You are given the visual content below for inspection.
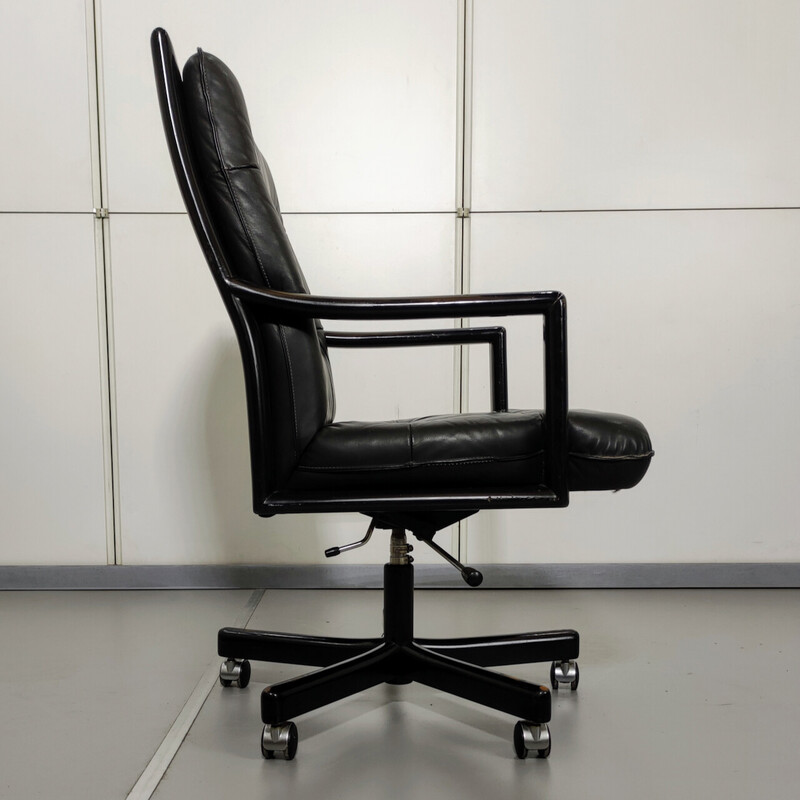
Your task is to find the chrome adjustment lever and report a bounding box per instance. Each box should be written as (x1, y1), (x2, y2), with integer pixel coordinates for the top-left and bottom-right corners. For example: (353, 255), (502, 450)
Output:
(325, 520), (377, 558)
(418, 535), (483, 587)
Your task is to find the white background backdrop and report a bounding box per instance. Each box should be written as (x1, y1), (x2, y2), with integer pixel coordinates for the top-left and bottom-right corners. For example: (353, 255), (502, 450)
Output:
(2, 0), (799, 567)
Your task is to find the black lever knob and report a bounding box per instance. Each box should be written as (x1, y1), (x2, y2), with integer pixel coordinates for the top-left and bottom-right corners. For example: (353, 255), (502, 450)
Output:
(462, 567), (483, 587)
(324, 521), (376, 559)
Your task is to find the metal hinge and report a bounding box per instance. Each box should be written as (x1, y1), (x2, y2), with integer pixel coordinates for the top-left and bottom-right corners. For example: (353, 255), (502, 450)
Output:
(93, 207), (109, 219)
(456, 207), (470, 218)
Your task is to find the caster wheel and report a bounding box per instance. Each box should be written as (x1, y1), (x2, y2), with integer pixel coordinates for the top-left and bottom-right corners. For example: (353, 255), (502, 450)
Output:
(514, 721), (551, 759)
(261, 722), (298, 760)
(550, 659), (579, 691)
(219, 658), (251, 688)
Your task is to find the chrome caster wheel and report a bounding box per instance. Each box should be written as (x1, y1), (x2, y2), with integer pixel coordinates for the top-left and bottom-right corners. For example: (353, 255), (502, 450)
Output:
(550, 659), (579, 691)
(219, 658), (251, 688)
(261, 722), (298, 760)
(514, 721), (551, 759)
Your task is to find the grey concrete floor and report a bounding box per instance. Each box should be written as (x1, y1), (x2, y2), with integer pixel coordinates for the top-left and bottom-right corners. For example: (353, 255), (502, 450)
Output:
(1, 588), (798, 799)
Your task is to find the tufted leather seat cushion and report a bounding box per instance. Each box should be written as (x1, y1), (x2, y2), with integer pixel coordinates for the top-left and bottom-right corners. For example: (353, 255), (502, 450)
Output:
(288, 409), (653, 493)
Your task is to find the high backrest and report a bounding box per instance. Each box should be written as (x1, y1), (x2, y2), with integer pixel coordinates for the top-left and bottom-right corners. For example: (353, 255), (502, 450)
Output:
(151, 29), (335, 505)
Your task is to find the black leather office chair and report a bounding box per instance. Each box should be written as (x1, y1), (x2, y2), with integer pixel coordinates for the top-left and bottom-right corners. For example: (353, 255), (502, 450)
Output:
(151, 28), (653, 761)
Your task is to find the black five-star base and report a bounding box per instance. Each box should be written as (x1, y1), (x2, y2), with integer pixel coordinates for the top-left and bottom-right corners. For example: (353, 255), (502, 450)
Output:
(218, 537), (579, 758)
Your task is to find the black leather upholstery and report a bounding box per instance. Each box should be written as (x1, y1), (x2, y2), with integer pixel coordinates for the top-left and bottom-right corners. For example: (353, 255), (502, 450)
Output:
(175, 43), (652, 514)
(290, 409), (652, 492)
(182, 50), (335, 488)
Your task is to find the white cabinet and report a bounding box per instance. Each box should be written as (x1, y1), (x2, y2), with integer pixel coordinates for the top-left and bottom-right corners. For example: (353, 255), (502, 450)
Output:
(466, 210), (800, 563)
(110, 212), (457, 564)
(100, 0), (458, 213)
(0, 215), (107, 564)
(0, 0), (94, 212)
(471, 0), (800, 211)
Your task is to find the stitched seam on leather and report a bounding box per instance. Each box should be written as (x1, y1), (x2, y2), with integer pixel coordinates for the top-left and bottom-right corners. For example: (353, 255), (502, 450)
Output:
(296, 453), (541, 472)
(569, 451), (654, 461)
(198, 50), (300, 458)
(296, 451), (652, 471)
(219, 163), (259, 172)
(277, 327), (300, 458)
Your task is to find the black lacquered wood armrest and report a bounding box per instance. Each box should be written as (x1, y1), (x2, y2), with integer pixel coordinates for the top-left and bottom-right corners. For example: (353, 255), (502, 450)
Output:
(325, 327), (509, 412)
(223, 277), (561, 320)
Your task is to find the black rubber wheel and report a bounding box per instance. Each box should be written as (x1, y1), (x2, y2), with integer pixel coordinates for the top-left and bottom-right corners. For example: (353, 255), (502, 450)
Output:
(513, 721), (551, 760)
(284, 722), (298, 760)
(220, 676), (233, 687)
(570, 662), (579, 691)
(236, 659), (251, 689)
(513, 721), (528, 759)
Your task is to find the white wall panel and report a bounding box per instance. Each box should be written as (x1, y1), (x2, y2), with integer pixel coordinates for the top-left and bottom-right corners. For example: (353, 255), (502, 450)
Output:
(7, 0), (795, 570)
(111, 213), (456, 564)
(100, 0), (458, 213)
(471, 0), (800, 211)
(0, 215), (107, 564)
(466, 210), (800, 563)
(0, 0), (93, 212)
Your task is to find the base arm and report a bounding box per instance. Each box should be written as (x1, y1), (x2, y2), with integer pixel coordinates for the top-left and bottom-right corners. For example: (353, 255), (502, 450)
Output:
(219, 626), (381, 667)
(418, 629), (579, 667)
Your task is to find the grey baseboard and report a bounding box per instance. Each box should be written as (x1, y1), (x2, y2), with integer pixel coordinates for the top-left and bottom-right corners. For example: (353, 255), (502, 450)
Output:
(1, 562), (799, 590)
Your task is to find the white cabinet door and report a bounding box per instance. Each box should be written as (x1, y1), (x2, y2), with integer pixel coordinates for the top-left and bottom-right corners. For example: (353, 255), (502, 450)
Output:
(0, 0), (94, 211)
(466, 210), (800, 564)
(100, 0), (458, 213)
(471, 0), (800, 211)
(110, 212), (457, 564)
(0, 215), (107, 563)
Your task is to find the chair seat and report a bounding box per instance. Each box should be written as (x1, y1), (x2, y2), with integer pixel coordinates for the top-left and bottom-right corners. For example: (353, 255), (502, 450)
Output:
(288, 409), (653, 493)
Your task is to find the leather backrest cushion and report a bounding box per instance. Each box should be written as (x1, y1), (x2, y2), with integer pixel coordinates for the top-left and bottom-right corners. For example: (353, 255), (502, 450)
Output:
(182, 50), (299, 290)
(181, 49), (335, 484)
